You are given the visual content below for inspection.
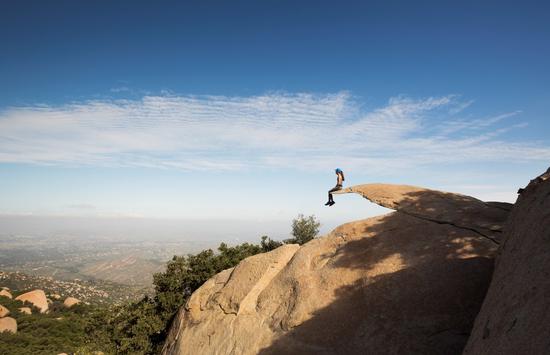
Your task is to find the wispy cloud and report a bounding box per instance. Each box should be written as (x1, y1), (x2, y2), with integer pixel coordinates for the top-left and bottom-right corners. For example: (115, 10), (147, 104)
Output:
(435, 111), (522, 136)
(0, 92), (548, 172)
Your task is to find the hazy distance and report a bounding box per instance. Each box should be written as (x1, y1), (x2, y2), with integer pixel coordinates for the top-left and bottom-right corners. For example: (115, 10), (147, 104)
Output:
(0, 214), (340, 244)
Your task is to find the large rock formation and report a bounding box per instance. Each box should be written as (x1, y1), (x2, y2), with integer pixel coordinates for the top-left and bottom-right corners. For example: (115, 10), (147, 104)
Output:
(163, 184), (509, 355)
(464, 168), (550, 354)
(0, 317), (17, 333)
(15, 289), (49, 313)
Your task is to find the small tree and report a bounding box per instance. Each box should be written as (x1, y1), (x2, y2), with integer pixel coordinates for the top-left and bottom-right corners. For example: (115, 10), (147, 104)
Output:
(286, 214), (320, 245)
(260, 235), (283, 252)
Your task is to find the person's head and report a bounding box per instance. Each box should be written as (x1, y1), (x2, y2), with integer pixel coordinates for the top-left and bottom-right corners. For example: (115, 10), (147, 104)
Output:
(335, 168), (342, 174)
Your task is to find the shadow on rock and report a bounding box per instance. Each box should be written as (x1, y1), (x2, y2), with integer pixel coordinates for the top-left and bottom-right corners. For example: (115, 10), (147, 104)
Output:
(259, 257), (493, 355)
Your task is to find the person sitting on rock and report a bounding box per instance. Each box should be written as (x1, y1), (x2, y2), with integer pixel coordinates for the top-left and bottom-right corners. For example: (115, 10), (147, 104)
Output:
(325, 168), (345, 206)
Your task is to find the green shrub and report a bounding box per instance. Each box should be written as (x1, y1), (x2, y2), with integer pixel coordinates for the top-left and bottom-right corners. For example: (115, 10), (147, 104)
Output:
(285, 214), (321, 245)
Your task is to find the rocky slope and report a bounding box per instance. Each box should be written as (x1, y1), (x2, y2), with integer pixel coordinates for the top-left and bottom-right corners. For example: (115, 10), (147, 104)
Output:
(163, 184), (509, 355)
(463, 168), (550, 354)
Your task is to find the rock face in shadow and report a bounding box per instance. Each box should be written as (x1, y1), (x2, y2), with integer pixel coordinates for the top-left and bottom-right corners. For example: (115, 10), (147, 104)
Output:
(463, 168), (550, 354)
(163, 185), (509, 355)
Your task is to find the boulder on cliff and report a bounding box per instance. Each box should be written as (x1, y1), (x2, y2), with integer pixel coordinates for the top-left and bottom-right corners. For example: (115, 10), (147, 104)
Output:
(18, 307), (32, 315)
(464, 168), (550, 354)
(163, 184), (508, 355)
(63, 297), (81, 308)
(0, 316), (17, 333)
(15, 289), (49, 313)
(0, 304), (9, 318)
(0, 289), (12, 299)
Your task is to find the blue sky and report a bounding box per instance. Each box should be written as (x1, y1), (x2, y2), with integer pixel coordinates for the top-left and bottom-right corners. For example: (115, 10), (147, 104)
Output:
(1, 1), (549, 238)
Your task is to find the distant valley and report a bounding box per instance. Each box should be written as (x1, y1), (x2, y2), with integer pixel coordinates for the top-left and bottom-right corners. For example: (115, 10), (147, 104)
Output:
(0, 233), (220, 302)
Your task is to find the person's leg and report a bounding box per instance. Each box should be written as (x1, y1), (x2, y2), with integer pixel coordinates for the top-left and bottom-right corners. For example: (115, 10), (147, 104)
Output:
(327, 186), (340, 205)
(325, 191), (332, 205)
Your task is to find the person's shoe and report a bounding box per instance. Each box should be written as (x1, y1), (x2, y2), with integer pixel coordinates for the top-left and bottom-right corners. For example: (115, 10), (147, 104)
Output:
(328, 201), (335, 206)
(324, 201), (331, 206)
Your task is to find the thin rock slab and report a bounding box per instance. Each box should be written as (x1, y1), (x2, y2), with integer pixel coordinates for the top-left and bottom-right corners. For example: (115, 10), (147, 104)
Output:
(334, 184), (508, 242)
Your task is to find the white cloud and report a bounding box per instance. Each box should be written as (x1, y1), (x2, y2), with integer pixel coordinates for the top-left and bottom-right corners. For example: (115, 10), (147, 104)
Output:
(0, 92), (548, 172)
